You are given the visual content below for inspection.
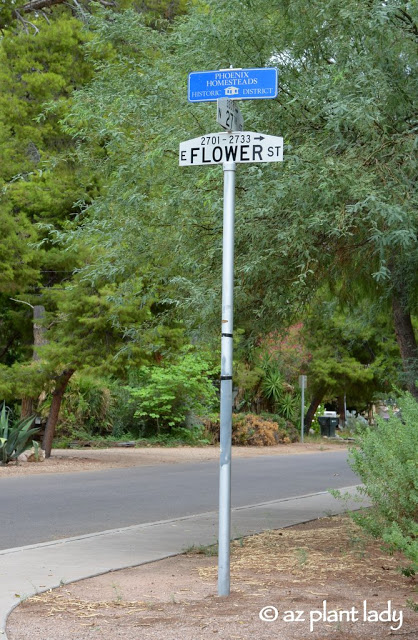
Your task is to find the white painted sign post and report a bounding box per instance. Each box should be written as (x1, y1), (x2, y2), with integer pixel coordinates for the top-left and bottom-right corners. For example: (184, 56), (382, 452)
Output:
(180, 67), (281, 598)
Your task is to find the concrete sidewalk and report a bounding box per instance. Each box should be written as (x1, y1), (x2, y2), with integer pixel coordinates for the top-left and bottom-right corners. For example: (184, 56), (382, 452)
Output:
(0, 485), (367, 638)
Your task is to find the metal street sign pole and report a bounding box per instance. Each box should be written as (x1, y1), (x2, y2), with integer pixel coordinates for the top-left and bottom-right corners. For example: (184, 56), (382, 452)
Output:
(218, 161), (236, 597)
(180, 66), (282, 598)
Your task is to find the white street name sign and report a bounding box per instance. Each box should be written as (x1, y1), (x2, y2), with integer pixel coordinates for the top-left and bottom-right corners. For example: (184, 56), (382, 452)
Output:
(179, 131), (283, 166)
(217, 99), (244, 132)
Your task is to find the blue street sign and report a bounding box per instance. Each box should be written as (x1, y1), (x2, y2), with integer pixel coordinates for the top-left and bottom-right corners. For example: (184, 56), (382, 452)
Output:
(188, 68), (278, 103)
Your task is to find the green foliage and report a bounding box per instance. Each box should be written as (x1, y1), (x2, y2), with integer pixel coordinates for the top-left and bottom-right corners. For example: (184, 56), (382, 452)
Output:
(345, 394), (418, 571)
(345, 412), (369, 434)
(0, 14), (95, 291)
(59, 0), (418, 399)
(52, 374), (112, 438)
(0, 1), (200, 437)
(0, 11), (104, 389)
(261, 364), (285, 408)
(1, 0), (416, 432)
(233, 361), (264, 412)
(32, 440), (41, 462)
(0, 404), (39, 464)
(127, 353), (217, 432)
(257, 357), (300, 422)
(234, 332), (304, 419)
(304, 299), (401, 407)
(137, 425), (211, 447)
(257, 325), (309, 383)
(108, 385), (145, 439)
(278, 392), (299, 422)
(233, 356), (302, 421)
(0, 361), (48, 401)
(307, 403), (326, 434)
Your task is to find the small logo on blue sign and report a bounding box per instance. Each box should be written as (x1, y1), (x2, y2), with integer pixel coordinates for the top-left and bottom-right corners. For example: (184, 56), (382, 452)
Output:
(188, 68), (278, 103)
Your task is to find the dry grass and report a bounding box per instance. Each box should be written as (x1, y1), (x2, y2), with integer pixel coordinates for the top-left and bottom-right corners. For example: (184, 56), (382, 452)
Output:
(10, 516), (417, 640)
(195, 516), (411, 589)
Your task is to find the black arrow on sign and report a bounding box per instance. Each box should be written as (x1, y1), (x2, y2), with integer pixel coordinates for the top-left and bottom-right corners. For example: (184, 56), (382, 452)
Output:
(253, 135), (265, 140)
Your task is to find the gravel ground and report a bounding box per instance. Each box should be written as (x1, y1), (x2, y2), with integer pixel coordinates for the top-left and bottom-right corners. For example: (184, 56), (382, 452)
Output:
(0, 441), (349, 477)
(8, 515), (417, 640)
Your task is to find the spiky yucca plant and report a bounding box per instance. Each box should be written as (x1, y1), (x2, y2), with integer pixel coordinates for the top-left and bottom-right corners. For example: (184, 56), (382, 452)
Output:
(0, 404), (39, 465)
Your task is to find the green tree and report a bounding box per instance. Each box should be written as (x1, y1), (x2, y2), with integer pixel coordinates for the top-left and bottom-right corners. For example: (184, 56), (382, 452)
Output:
(302, 301), (401, 428)
(0, 274), (175, 455)
(0, 13), (95, 363)
(56, 1), (418, 400)
(0, 1), (194, 442)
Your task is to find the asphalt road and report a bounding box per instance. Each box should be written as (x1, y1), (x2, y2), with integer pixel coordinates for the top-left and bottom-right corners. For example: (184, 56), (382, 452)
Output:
(0, 451), (358, 550)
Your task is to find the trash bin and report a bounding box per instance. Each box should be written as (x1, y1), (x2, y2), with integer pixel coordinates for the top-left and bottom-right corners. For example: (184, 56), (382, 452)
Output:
(318, 416), (339, 437)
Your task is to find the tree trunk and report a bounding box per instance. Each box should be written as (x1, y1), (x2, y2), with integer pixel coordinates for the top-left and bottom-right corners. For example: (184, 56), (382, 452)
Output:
(20, 397), (34, 419)
(33, 305), (47, 359)
(304, 392), (324, 431)
(42, 369), (75, 458)
(21, 305), (47, 419)
(391, 294), (418, 400)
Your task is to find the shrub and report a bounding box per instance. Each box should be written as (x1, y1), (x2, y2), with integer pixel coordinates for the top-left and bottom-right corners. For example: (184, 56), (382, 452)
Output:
(0, 404), (39, 465)
(261, 413), (300, 443)
(233, 414), (279, 446)
(233, 362), (264, 412)
(108, 385), (145, 439)
(127, 354), (217, 434)
(203, 413), (299, 446)
(340, 394), (418, 572)
(140, 425), (211, 447)
(49, 375), (113, 440)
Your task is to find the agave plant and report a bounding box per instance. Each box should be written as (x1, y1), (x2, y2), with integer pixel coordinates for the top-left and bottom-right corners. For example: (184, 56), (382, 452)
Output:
(260, 365), (284, 409)
(0, 404), (39, 465)
(277, 392), (299, 422)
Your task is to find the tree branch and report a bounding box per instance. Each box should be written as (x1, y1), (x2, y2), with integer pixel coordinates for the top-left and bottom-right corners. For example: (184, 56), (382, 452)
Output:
(14, 9), (40, 34)
(393, 8), (418, 40)
(10, 298), (34, 309)
(13, 0), (115, 19)
(15, 0), (66, 15)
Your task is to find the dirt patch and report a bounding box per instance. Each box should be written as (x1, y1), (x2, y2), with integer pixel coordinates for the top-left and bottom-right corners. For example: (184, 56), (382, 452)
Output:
(0, 441), (349, 477)
(7, 516), (417, 640)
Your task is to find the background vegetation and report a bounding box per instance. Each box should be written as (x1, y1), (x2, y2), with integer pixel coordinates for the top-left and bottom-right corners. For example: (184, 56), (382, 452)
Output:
(0, 0), (416, 453)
